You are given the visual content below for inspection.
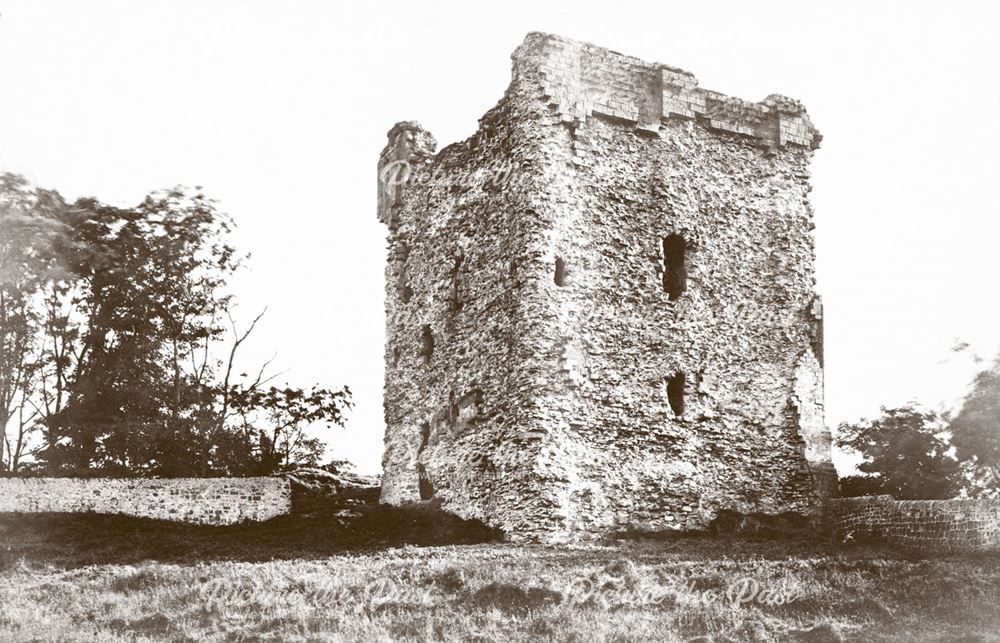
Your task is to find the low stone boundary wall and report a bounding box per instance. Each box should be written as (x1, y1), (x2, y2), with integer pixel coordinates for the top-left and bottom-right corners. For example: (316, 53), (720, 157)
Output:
(0, 477), (291, 525)
(829, 495), (1000, 553)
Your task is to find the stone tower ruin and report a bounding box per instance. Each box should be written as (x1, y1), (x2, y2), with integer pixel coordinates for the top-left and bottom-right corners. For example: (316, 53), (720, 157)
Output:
(377, 33), (834, 542)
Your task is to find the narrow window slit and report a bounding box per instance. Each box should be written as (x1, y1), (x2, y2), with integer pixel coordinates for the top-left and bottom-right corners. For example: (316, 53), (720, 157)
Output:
(554, 256), (567, 287)
(662, 235), (687, 301)
(397, 242), (412, 303)
(416, 422), (433, 499)
(419, 325), (434, 363)
(449, 253), (464, 313)
(667, 373), (685, 416)
(417, 463), (435, 500)
(418, 422), (430, 451)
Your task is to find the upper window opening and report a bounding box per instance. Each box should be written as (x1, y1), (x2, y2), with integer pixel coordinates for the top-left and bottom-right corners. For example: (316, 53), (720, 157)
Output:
(419, 325), (434, 364)
(662, 235), (687, 301)
(555, 257), (567, 287)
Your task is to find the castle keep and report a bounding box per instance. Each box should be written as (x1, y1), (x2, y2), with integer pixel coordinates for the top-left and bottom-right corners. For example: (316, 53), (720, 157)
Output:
(377, 33), (834, 541)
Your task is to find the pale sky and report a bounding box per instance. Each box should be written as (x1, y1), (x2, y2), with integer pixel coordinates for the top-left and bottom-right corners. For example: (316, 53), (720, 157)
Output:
(1, 1), (997, 474)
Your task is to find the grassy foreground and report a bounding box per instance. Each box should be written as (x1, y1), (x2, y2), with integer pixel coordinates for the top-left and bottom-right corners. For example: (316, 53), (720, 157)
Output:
(2, 491), (999, 642)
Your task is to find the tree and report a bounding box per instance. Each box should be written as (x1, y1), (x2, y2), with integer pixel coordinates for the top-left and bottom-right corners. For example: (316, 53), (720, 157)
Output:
(226, 384), (353, 475)
(950, 355), (1000, 496)
(0, 174), (72, 473)
(2, 173), (353, 477)
(836, 406), (962, 499)
(40, 191), (242, 475)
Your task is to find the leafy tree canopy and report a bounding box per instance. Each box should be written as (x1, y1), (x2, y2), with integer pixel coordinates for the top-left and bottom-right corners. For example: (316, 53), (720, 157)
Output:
(0, 173), (351, 477)
(950, 355), (1000, 496)
(836, 406), (962, 500)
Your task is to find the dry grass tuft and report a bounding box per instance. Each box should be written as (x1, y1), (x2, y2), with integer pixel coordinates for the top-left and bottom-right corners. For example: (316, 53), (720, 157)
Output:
(2, 489), (999, 641)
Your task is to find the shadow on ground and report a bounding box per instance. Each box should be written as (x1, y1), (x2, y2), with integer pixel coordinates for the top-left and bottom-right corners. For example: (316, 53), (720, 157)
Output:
(4, 483), (990, 571)
(0, 484), (502, 569)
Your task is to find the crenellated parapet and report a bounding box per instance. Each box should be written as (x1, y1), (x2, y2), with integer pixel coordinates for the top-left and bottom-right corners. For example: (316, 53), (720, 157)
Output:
(529, 32), (820, 151)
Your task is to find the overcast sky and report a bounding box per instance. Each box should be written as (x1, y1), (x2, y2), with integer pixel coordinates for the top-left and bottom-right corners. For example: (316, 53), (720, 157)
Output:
(1, 1), (997, 473)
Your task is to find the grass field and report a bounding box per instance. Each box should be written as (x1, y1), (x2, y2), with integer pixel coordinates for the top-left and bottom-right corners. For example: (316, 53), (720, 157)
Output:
(2, 488), (999, 642)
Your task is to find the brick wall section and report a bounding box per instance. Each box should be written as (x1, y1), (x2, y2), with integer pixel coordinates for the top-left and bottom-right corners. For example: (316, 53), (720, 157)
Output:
(830, 495), (1000, 553)
(0, 477), (291, 525)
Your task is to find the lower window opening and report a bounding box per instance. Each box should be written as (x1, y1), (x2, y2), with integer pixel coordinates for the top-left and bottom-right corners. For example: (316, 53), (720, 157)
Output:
(667, 373), (685, 416)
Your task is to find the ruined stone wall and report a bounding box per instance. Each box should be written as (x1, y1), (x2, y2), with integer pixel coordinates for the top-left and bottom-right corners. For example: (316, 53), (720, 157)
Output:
(830, 496), (1000, 553)
(0, 477), (290, 525)
(527, 34), (830, 537)
(378, 32), (833, 542)
(377, 49), (562, 534)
